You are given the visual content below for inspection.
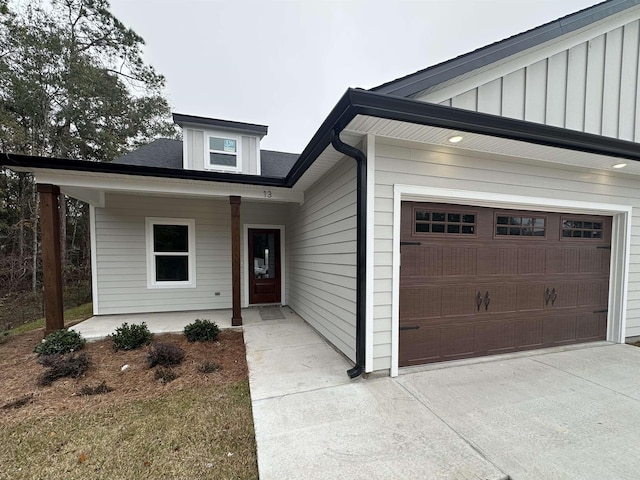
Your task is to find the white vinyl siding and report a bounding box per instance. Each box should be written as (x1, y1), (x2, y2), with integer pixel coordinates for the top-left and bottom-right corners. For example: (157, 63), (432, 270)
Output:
(373, 138), (640, 372)
(287, 158), (357, 362)
(94, 194), (231, 314)
(93, 193), (291, 315)
(417, 20), (640, 143)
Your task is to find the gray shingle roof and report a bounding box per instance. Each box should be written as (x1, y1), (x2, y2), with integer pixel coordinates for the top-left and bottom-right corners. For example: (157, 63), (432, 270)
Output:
(115, 138), (183, 169)
(113, 138), (299, 179)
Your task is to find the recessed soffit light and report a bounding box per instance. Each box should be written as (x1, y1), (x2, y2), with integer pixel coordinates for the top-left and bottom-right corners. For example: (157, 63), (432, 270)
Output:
(612, 163), (628, 169)
(448, 135), (463, 144)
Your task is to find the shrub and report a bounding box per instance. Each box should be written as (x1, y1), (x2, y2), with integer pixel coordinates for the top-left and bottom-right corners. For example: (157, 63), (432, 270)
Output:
(198, 361), (221, 374)
(109, 322), (153, 351)
(79, 381), (114, 396)
(34, 329), (86, 356)
(154, 367), (178, 384)
(147, 342), (185, 368)
(37, 352), (91, 386)
(183, 319), (219, 342)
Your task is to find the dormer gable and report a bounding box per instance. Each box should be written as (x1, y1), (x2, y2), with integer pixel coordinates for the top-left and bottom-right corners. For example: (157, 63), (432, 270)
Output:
(173, 113), (268, 175)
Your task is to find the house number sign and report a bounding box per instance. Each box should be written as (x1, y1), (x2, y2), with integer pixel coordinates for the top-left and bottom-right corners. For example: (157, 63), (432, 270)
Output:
(263, 190), (272, 198)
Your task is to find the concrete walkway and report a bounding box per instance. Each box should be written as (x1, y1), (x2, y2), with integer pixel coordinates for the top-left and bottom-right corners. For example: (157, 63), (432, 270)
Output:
(244, 309), (640, 480)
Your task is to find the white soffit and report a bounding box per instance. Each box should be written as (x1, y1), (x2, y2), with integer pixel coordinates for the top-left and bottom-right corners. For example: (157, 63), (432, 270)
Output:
(345, 115), (640, 176)
(293, 131), (363, 192)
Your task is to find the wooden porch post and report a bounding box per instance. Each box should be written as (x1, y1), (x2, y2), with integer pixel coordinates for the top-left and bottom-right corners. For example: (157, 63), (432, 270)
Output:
(230, 196), (242, 326)
(37, 184), (64, 336)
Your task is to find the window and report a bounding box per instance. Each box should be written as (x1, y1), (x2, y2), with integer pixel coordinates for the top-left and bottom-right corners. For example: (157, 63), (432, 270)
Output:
(561, 218), (604, 239)
(146, 218), (196, 288)
(414, 208), (476, 235)
(206, 134), (241, 172)
(495, 215), (546, 237)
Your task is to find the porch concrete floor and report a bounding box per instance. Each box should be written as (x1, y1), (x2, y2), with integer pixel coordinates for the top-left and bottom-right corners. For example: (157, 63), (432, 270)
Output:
(71, 308), (245, 340)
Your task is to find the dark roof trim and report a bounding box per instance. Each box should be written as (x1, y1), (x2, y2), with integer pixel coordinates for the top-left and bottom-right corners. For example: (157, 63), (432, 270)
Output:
(5, 88), (640, 189)
(372, 0), (639, 97)
(0, 154), (286, 187)
(172, 113), (268, 136)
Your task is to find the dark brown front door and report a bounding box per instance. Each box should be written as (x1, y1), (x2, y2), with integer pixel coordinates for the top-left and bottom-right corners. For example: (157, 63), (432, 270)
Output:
(249, 229), (281, 304)
(399, 202), (611, 367)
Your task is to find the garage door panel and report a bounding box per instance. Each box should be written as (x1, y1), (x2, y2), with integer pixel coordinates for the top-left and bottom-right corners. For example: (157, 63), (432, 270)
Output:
(546, 248), (581, 274)
(399, 286), (441, 320)
(515, 317), (544, 348)
(546, 282), (579, 309)
(543, 315), (577, 345)
(477, 284), (518, 313)
(576, 313), (607, 341)
(443, 246), (477, 276)
(399, 202), (611, 367)
(401, 246), (442, 277)
(577, 280), (610, 306)
(477, 246), (518, 275)
(518, 247), (546, 274)
(580, 249), (611, 274)
(441, 286), (476, 316)
(516, 283), (546, 311)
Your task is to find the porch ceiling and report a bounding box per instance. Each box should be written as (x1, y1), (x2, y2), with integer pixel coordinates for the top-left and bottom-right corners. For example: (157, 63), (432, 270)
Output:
(345, 114), (640, 176)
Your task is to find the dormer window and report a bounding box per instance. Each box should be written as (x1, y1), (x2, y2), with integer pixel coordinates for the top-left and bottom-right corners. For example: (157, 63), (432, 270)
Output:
(206, 134), (241, 172)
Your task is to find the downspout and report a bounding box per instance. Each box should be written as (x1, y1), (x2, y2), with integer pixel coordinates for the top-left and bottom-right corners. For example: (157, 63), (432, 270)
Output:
(330, 128), (366, 379)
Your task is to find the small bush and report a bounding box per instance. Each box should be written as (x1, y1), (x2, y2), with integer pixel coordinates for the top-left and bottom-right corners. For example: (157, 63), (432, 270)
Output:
(38, 352), (91, 386)
(147, 342), (185, 368)
(109, 322), (153, 351)
(79, 381), (114, 396)
(184, 319), (219, 342)
(198, 361), (221, 374)
(154, 367), (178, 384)
(34, 329), (86, 356)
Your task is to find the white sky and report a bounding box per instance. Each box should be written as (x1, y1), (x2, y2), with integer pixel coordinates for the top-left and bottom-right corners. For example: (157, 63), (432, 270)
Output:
(109, 0), (599, 153)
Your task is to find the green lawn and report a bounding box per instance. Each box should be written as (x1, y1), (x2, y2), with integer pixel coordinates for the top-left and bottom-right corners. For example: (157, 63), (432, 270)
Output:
(7, 302), (93, 335)
(1, 382), (258, 480)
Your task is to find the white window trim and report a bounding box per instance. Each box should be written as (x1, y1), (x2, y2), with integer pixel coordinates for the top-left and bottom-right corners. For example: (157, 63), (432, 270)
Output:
(204, 132), (242, 173)
(145, 217), (196, 289)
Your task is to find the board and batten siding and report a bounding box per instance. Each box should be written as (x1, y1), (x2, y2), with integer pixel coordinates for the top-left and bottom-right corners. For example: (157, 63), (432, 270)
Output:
(183, 127), (260, 174)
(421, 20), (640, 142)
(94, 193), (291, 315)
(373, 138), (640, 371)
(287, 157), (358, 362)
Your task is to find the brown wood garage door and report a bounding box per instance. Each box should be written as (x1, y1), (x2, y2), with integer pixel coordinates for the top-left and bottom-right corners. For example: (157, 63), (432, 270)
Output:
(399, 202), (611, 367)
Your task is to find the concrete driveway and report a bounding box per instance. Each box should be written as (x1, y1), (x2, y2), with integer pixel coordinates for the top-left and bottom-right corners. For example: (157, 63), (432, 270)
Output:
(244, 310), (640, 480)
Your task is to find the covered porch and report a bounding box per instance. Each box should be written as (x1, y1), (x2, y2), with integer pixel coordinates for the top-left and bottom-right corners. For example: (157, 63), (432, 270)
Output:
(71, 305), (296, 340)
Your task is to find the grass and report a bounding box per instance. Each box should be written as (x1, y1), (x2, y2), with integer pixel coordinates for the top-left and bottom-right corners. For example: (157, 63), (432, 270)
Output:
(6, 302), (93, 335)
(0, 381), (258, 480)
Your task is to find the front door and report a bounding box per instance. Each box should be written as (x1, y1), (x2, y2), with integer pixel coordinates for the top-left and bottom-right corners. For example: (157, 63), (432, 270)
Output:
(249, 229), (281, 304)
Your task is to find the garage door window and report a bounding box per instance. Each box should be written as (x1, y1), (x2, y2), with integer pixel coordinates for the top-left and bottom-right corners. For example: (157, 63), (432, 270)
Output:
(561, 218), (604, 239)
(414, 208), (476, 235)
(495, 215), (546, 237)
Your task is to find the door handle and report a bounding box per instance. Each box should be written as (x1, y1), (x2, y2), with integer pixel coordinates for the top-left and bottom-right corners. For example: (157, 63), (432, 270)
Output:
(484, 291), (491, 311)
(476, 291), (483, 312)
(551, 288), (557, 306)
(545, 288), (551, 306)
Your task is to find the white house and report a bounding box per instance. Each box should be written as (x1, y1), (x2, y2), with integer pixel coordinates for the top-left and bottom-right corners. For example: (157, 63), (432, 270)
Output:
(4, 0), (640, 377)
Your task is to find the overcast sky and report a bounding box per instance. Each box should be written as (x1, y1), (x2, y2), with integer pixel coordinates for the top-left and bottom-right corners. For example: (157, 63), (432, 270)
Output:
(109, 0), (599, 153)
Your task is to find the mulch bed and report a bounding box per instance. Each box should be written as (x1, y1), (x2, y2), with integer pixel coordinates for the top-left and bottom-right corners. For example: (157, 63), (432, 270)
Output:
(0, 329), (247, 423)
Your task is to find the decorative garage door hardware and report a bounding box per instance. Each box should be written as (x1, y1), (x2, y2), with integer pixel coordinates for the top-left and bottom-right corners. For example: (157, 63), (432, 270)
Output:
(399, 202), (612, 367)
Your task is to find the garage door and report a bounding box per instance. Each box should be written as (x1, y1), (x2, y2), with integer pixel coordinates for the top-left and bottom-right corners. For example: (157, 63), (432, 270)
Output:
(399, 202), (611, 366)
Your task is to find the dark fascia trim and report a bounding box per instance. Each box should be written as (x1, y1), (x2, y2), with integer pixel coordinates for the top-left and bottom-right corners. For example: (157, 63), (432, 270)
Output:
(0, 153), (286, 187)
(172, 113), (268, 136)
(6, 88), (640, 190)
(372, 0), (639, 97)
